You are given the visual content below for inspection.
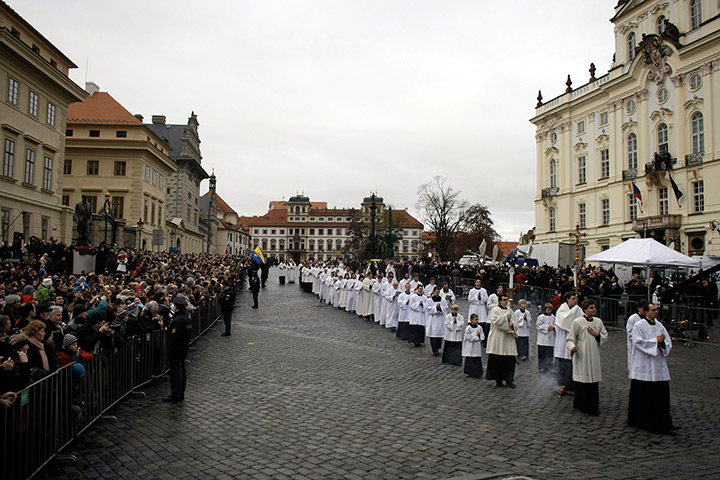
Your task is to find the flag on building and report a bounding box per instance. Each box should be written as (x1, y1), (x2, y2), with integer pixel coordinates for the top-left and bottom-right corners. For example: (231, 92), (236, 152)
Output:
(251, 246), (266, 264)
(631, 181), (643, 206)
(669, 174), (683, 205)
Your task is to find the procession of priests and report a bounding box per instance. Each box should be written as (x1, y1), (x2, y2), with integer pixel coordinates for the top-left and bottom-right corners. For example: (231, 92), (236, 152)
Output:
(290, 260), (675, 433)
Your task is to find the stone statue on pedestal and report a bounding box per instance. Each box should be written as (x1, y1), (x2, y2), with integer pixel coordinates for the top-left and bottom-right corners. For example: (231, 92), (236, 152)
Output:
(73, 194), (93, 246)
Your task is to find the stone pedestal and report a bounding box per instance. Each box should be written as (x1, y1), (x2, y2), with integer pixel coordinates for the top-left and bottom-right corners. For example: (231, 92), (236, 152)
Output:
(73, 251), (96, 275)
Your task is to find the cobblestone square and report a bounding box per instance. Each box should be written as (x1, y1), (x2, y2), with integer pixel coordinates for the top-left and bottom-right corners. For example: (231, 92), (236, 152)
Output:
(37, 271), (720, 479)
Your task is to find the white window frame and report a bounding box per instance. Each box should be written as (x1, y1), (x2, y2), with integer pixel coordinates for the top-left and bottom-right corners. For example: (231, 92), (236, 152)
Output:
(3, 138), (15, 177)
(7, 77), (18, 105)
(577, 156), (586, 184)
(658, 187), (668, 216)
(600, 149), (610, 179)
(691, 112), (704, 154)
(627, 133), (637, 170)
(691, 0), (702, 29)
(692, 181), (704, 213)
(28, 91), (38, 117)
(47, 102), (56, 126)
(24, 148), (35, 184)
(578, 203), (586, 228)
(43, 156), (52, 190)
(601, 198), (610, 226)
(657, 123), (669, 154)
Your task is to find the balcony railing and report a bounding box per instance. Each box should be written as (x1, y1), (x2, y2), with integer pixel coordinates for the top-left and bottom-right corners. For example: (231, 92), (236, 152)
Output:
(632, 214), (682, 232)
(622, 168), (638, 180)
(685, 152), (704, 166)
(645, 151), (676, 174)
(542, 187), (559, 198)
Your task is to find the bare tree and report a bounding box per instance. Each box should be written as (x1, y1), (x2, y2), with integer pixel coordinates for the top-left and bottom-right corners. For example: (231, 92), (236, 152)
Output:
(450, 203), (501, 260)
(416, 176), (469, 262)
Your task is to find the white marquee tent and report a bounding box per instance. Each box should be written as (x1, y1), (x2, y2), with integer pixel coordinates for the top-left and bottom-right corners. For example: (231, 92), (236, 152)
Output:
(586, 238), (701, 268)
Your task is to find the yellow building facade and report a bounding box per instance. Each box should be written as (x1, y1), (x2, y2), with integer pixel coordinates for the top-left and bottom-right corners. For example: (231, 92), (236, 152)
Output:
(0, 1), (86, 244)
(532, 0), (720, 257)
(64, 88), (176, 249)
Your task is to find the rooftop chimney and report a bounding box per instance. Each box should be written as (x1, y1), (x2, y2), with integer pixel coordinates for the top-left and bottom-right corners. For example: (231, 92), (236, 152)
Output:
(151, 115), (166, 125)
(134, 114), (144, 122)
(85, 81), (100, 95)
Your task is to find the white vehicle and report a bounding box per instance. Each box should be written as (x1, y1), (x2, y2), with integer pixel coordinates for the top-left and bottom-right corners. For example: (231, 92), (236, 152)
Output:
(458, 255), (481, 266)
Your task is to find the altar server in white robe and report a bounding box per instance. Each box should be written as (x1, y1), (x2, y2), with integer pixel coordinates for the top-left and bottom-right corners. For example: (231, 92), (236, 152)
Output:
(468, 280), (488, 344)
(338, 274), (348, 309)
(287, 260), (297, 283)
(425, 286), (448, 356)
(536, 303), (555, 372)
(378, 273), (394, 326)
(626, 300), (648, 372)
(514, 299), (532, 360)
(409, 274), (421, 292)
(332, 275), (342, 308)
(424, 278), (438, 297)
(628, 302), (674, 432)
(486, 295), (518, 388)
(396, 283), (413, 341)
(345, 276), (357, 313)
(555, 291), (582, 397)
(440, 283), (456, 307)
(398, 273), (410, 292)
(462, 314), (484, 377)
(384, 280), (400, 330)
(324, 272), (335, 305)
(407, 285), (427, 347)
(278, 261), (287, 284)
(354, 274), (365, 316)
(486, 284), (503, 318)
(372, 273), (386, 324)
(360, 274), (374, 318)
(442, 305), (464, 366)
(566, 299), (608, 416)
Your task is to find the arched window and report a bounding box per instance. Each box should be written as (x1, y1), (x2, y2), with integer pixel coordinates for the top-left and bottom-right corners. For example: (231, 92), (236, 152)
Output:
(656, 15), (666, 34)
(270, 239), (276, 251)
(294, 206), (300, 214)
(261, 239), (268, 250)
(318, 239), (324, 251)
(549, 159), (557, 189)
(627, 133), (638, 170)
(627, 32), (636, 61)
(691, 0), (702, 29)
(279, 239), (285, 250)
(308, 239), (315, 250)
(657, 123), (669, 153)
(691, 112), (704, 154)
(549, 208), (556, 232)
(253, 238), (259, 247)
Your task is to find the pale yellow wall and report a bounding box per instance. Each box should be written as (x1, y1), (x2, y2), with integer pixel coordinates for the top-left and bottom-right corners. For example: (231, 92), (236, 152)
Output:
(533, 0), (720, 257)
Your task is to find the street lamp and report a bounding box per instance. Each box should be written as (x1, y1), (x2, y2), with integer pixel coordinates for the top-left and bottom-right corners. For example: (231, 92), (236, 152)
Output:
(137, 218), (144, 250)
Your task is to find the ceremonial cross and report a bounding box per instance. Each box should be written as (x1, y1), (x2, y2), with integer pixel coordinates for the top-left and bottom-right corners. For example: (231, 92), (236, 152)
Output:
(569, 224), (586, 291)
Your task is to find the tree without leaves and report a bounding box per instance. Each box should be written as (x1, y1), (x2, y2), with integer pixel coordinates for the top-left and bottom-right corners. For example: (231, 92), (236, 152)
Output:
(450, 203), (501, 260)
(415, 176), (469, 262)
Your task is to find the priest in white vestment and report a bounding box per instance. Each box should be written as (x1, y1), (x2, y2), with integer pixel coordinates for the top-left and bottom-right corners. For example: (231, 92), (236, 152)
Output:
(566, 299), (608, 416)
(424, 286), (448, 356)
(554, 291), (582, 397)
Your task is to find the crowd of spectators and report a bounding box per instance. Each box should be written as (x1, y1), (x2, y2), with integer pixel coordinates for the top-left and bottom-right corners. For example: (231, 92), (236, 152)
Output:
(0, 237), (252, 411)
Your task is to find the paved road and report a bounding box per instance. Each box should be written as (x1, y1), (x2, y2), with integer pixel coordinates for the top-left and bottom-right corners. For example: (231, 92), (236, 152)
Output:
(38, 270), (720, 480)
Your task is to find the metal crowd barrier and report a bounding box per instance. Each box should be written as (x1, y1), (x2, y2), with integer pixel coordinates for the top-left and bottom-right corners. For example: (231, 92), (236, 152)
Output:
(0, 297), (220, 480)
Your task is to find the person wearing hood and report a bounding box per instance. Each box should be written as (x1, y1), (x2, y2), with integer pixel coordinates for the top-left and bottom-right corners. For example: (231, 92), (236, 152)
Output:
(34, 278), (53, 302)
(20, 284), (36, 304)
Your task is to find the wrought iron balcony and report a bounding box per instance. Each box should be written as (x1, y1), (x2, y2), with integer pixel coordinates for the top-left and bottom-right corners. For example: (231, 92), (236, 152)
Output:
(542, 187), (559, 198)
(685, 152), (704, 167)
(622, 168), (638, 180)
(645, 151), (676, 174)
(632, 214), (682, 232)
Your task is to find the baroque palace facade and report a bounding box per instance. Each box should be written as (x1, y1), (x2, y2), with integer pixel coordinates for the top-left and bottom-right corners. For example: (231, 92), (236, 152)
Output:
(532, 0), (720, 257)
(239, 193), (424, 262)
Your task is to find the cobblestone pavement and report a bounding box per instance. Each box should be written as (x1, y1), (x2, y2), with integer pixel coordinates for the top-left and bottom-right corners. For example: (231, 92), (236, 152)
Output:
(38, 271), (720, 480)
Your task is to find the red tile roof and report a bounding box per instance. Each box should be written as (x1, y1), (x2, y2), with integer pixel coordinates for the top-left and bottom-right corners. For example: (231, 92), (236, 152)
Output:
(67, 92), (143, 125)
(202, 191), (236, 214)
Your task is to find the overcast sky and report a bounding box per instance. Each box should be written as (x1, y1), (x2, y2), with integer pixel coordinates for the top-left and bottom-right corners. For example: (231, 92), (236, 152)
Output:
(18, 0), (616, 240)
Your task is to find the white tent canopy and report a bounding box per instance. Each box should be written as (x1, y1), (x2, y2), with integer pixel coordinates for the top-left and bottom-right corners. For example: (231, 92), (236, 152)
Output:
(586, 238), (701, 268)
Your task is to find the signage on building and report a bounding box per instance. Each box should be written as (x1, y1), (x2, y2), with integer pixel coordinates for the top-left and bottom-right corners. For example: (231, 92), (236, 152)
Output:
(152, 229), (164, 246)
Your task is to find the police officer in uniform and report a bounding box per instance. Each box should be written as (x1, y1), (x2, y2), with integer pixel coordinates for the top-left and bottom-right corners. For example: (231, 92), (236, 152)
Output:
(163, 295), (193, 403)
(219, 282), (236, 336)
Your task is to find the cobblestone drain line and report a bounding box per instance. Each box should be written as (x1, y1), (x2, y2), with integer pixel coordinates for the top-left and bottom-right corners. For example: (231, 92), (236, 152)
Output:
(35, 272), (720, 480)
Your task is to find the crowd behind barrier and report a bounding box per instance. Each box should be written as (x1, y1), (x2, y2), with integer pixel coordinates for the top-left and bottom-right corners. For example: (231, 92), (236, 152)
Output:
(0, 238), (245, 480)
